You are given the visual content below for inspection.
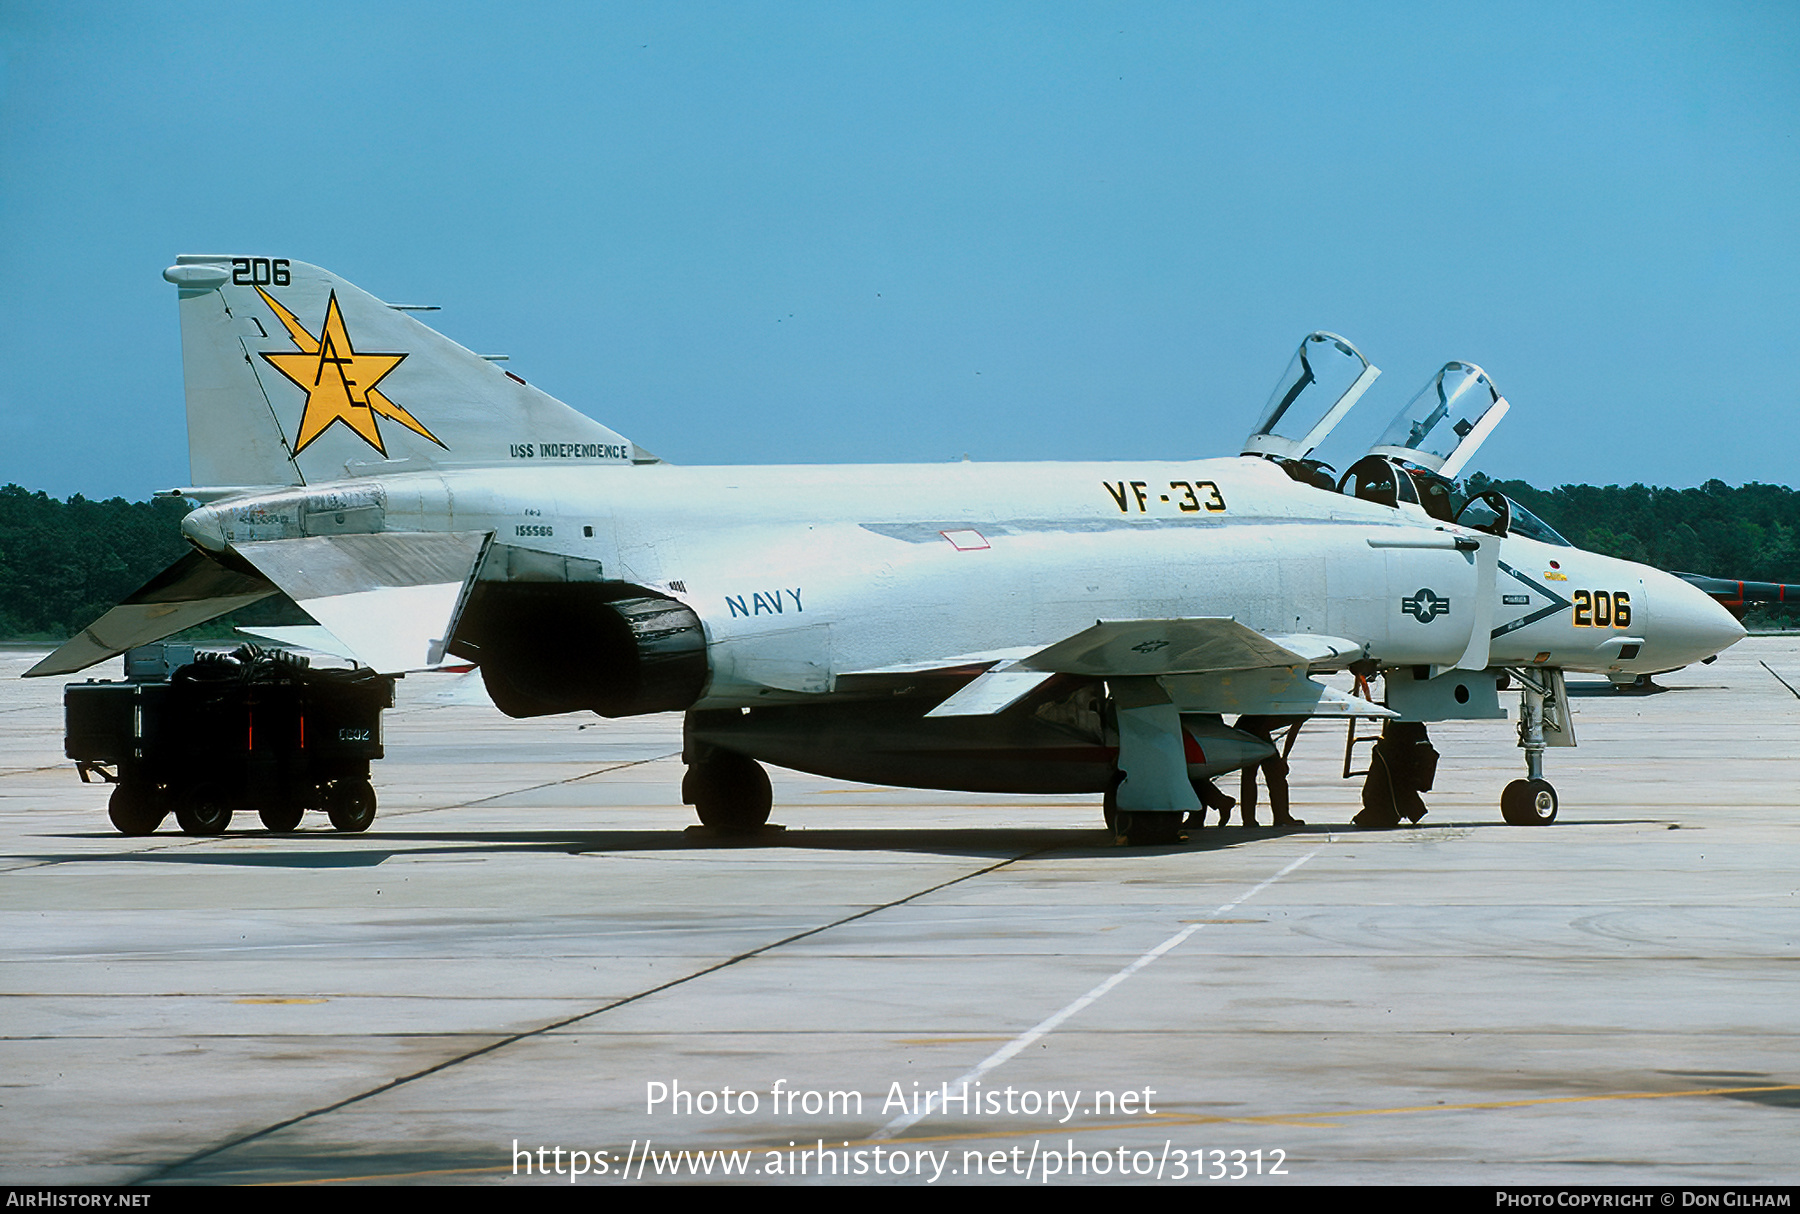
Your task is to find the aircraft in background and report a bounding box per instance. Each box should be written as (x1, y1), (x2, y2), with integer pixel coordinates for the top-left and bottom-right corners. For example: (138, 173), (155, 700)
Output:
(27, 259), (1745, 840)
(1674, 573), (1799, 620)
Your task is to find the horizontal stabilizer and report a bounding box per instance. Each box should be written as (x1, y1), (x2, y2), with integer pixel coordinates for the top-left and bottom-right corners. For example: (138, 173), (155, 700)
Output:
(25, 551), (277, 677)
(234, 531), (490, 673)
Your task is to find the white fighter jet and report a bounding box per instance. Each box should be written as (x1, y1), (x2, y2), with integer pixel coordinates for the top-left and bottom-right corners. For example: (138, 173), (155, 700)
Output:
(28, 258), (1745, 841)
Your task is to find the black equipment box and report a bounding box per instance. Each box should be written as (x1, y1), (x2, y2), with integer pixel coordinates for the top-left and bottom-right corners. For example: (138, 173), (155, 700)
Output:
(66, 643), (396, 837)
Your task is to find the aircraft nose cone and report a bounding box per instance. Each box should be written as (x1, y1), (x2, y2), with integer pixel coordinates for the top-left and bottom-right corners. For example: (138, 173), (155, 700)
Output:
(1647, 570), (1745, 666)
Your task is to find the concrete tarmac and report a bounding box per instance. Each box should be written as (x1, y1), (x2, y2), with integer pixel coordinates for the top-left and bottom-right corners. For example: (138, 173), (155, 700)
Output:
(2, 639), (1797, 1186)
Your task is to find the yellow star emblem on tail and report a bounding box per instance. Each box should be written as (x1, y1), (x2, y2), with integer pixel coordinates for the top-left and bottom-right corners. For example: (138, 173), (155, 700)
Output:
(255, 286), (445, 456)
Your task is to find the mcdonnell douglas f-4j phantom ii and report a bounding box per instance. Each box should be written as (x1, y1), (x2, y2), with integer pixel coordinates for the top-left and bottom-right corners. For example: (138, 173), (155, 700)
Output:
(29, 258), (1746, 842)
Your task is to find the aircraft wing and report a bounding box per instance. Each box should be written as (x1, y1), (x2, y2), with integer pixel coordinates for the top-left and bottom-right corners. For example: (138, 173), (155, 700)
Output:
(25, 550), (278, 677)
(1016, 617), (1358, 677)
(922, 618), (1375, 717)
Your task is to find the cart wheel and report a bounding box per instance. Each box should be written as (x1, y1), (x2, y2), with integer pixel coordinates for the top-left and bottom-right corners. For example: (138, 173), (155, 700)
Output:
(327, 780), (377, 833)
(108, 783), (166, 836)
(259, 801), (304, 832)
(176, 784), (233, 836)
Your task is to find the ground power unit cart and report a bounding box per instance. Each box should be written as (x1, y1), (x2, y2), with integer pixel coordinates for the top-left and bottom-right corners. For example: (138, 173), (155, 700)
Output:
(65, 644), (396, 836)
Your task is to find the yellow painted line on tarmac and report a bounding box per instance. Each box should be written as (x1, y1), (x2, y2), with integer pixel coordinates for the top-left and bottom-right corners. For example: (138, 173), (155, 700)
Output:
(269, 1082), (1800, 1185)
(1149, 1081), (1800, 1129)
(274, 1164), (514, 1185)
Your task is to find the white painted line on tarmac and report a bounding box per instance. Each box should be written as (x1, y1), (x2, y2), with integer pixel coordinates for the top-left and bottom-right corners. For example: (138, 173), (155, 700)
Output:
(873, 847), (1322, 1140)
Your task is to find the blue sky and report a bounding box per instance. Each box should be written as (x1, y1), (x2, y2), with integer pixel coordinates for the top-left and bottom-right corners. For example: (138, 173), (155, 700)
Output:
(1, 1), (1795, 499)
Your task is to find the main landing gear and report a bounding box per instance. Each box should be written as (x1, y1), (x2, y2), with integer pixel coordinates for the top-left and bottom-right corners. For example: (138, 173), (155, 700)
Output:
(683, 747), (773, 832)
(1104, 683), (1199, 847)
(1102, 781), (1186, 847)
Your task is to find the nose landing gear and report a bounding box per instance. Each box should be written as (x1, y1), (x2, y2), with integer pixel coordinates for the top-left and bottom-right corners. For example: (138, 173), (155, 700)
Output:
(1500, 668), (1572, 825)
(1501, 777), (1558, 825)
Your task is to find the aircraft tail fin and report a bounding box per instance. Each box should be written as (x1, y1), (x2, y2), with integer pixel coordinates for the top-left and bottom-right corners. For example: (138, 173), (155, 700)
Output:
(164, 255), (656, 489)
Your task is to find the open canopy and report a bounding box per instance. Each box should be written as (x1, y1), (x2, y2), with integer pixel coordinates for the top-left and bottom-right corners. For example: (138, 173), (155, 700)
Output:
(1367, 361), (1509, 479)
(1241, 331), (1381, 461)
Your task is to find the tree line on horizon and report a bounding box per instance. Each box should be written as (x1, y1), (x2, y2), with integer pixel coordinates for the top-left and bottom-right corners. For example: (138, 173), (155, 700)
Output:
(1461, 473), (1800, 599)
(0, 485), (305, 643)
(3, 475), (1799, 644)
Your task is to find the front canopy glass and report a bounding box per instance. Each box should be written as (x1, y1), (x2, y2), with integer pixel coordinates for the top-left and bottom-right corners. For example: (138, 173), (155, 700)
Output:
(1453, 489), (1573, 546)
(1367, 362), (1509, 478)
